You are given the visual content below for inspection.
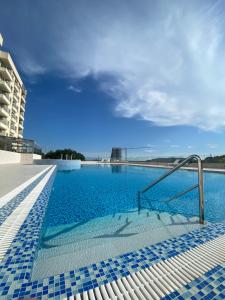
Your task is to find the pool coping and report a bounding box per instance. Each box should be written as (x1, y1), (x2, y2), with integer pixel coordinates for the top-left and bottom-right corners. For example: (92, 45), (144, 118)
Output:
(81, 161), (225, 174)
(1, 165), (225, 299)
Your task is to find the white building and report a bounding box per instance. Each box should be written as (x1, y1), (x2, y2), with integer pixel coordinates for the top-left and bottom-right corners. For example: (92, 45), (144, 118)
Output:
(0, 33), (26, 138)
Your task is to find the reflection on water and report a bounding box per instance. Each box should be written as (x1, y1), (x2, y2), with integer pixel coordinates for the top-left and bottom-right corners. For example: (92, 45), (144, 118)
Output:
(111, 165), (123, 173)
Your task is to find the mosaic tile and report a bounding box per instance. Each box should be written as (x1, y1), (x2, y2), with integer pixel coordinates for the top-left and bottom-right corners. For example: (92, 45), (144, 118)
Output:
(1, 167), (225, 299)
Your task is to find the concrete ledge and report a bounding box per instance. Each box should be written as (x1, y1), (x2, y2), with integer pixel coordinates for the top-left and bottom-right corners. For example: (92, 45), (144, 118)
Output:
(0, 150), (41, 164)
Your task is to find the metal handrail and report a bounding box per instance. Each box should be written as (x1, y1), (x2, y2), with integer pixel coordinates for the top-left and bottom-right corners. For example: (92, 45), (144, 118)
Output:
(137, 154), (204, 224)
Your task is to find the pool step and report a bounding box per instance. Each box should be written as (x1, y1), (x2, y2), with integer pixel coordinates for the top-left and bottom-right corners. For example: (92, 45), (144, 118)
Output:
(32, 210), (201, 280)
(32, 219), (201, 281)
(42, 210), (199, 248)
(66, 234), (225, 300)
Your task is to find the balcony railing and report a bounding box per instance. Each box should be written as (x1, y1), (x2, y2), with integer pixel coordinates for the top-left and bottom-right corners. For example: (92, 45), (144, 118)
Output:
(12, 105), (18, 113)
(0, 79), (11, 93)
(13, 93), (19, 100)
(11, 115), (17, 123)
(0, 119), (8, 130)
(0, 93), (10, 105)
(20, 104), (25, 111)
(0, 106), (9, 117)
(0, 135), (42, 154)
(0, 66), (12, 81)
(14, 83), (20, 92)
(21, 94), (26, 103)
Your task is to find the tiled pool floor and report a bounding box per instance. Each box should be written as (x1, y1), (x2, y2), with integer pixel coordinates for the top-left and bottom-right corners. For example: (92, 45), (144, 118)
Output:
(32, 209), (201, 279)
(1, 166), (225, 299)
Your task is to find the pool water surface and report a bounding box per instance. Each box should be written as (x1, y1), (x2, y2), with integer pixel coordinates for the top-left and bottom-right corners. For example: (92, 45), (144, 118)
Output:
(32, 164), (225, 279)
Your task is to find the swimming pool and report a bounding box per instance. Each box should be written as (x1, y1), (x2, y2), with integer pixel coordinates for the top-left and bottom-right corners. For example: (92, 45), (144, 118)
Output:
(32, 164), (225, 279)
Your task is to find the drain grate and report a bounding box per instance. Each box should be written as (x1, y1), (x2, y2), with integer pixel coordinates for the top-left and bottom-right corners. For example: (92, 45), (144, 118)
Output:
(67, 234), (225, 299)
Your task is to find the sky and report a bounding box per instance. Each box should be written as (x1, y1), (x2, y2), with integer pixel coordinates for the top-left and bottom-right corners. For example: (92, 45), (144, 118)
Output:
(1, 0), (225, 158)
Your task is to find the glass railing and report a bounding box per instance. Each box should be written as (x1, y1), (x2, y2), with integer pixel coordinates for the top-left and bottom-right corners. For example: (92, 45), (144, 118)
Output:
(0, 135), (42, 154)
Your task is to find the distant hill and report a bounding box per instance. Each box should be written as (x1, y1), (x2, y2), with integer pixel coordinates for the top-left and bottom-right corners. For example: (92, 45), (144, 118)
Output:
(204, 155), (225, 163)
(146, 157), (184, 163)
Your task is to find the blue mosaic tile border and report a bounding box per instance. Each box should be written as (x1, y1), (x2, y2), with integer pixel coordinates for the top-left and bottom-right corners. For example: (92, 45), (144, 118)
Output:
(161, 264), (225, 300)
(1, 167), (225, 299)
(0, 169), (49, 226)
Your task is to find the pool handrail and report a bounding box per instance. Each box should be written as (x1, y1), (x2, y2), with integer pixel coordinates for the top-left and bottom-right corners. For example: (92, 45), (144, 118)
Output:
(138, 154), (204, 224)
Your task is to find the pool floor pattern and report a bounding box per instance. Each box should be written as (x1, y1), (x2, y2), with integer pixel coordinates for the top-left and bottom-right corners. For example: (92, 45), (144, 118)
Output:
(1, 168), (225, 299)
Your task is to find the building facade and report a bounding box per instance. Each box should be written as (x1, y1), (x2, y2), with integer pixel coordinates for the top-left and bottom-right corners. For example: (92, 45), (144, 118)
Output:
(0, 34), (26, 138)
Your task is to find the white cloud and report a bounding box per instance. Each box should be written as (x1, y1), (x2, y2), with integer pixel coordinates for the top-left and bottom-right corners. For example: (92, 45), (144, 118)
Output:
(67, 85), (82, 93)
(5, 0), (225, 130)
(20, 57), (46, 76)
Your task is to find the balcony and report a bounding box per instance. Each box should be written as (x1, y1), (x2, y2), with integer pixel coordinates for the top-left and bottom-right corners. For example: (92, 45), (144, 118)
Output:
(19, 123), (24, 130)
(0, 93), (10, 105)
(19, 113), (24, 121)
(20, 104), (25, 112)
(12, 105), (18, 113)
(0, 79), (11, 93)
(21, 94), (26, 103)
(18, 133), (23, 138)
(13, 93), (19, 101)
(14, 82), (20, 92)
(0, 119), (8, 130)
(11, 115), (17, 123)
(0, 106), (9, 117)
(0, 66), (12, 81)
(10, 127), (16, 134)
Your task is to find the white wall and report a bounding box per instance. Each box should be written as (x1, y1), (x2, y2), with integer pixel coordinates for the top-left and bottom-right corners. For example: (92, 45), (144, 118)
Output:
(0, 150), (21, 164)
(20, 153), (42, 164)
(34, 159), (81, 170)
(0, 150), (42, 165)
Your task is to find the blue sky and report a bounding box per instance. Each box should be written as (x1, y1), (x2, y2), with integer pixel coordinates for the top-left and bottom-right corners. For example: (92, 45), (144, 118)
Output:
(1, 0), (225, 158)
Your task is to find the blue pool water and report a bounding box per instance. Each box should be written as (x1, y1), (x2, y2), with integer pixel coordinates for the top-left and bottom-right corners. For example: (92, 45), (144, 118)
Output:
(32, 164), (225, 279)
(43, 164), (225, 228)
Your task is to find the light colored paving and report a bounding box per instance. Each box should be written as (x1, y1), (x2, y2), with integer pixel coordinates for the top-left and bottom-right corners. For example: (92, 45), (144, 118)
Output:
(0, 166), (56, 262)
(0, 164), (50, 197)
(0, 165), (52, 209)
(67, 234), (225, 300)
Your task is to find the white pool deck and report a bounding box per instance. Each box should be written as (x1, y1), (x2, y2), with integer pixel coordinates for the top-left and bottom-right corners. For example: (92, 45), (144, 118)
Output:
(0, 164), (51, 198)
